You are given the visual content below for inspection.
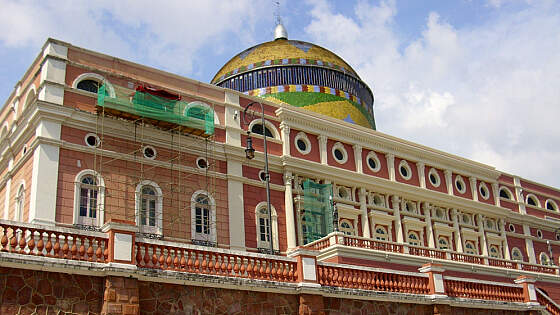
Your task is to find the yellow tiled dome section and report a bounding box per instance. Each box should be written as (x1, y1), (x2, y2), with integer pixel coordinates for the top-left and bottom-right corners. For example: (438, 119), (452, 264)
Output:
(211, 39), (358, 83)
(264, 96), (371, 129)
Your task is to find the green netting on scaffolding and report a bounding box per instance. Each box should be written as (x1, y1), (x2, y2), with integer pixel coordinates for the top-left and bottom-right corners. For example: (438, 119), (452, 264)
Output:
(97, 84), (214, 135)
(302, 179), (333, 244)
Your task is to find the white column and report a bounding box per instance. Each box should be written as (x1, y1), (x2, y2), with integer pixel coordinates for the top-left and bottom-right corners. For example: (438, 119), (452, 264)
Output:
(444, 170), (453, 196)
(514, 177), (526, 215)
(280, 122), (290, 157)
(39, 48), (66, 106)
(424, 202), (435, 248)
(499, 219), (511, 260)
(318, 135), (328, 165)
(451, 209), (463, 252)
(358, 188), (370, 238)
(470, 177), (478, 202)
(227, 159), (246, 250)
(492, 183), (500, 207)
(391, 195), (403, 243)
(353, 144), (362, 174)
(29, 120), (61, 225)
(477, 214), (489, 256)
(523, 224), (536, 264)
(417, 162), (426, 188)
(284, 172), (297, 251)
(386, 153), (395, 182)
(224, 92), (241, 147)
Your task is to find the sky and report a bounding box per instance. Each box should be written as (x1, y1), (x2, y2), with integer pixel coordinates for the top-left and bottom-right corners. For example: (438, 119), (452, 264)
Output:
(1, 0), (559, 188)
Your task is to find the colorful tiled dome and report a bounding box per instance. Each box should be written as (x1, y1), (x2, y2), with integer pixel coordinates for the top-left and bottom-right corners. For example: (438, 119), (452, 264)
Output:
(211, 24), (376, 130)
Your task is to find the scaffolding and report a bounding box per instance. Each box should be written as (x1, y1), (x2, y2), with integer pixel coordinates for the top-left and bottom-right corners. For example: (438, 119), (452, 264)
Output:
(85, 84), (220, 245)
(301, 179), (334, 244)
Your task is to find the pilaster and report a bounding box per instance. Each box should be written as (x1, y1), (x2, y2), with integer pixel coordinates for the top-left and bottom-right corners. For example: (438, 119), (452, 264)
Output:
(353, 144), (362, 173)
(419, 263), (446, 297)
(424, 202), (435, 248)
(417, 162), (426, 189)
(391, 195), (403, 243)
(284, 172), (297, 250)
(492, 183), (500, 207)
(499, 218), (511, 260)
(444, 170), (453, 196)
(318, 135), (327, 165)
(224, 92), (241, 147)
(470, 177), (478, 202)
(386, 153), (395, 182)
(280, 122), (291, 157)
(514, 276), (539, 305)
(477, 214), (489, 257)
(451, 209), (463, 252)
(358, 187), (370, 238)
(227, 159), (245, 250)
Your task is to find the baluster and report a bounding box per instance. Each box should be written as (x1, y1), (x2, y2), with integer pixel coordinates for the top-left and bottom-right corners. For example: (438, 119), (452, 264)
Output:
(254, 258), (262, 279)
(49, 232), (57, 258)
(62, 234), (70, 258)
(194, 251), (201, 272)
(240, 257), (247, 278)
(27, 228), (36, 255)
(201, 253), (208, 273)
(18, 228), (27, 254)
(151, 244), (159, 267)
(78, 235), (86, 260)
(159, 247), (166, 269)
(0, 225), (8, 252)
(227, 255), (234, 276)
(281, 261), (288, 281)
(134, 243), (142, 266)
(36, 230), (44, 256)
(180, 249), (187, 271)
(260, 259), (267, 280)
(220, 253), (228, 276)
(143, 243), (150, 267)
(165, 247), (172, 269)
(86, 236), (94, 261)
(103, 239), (109, 262)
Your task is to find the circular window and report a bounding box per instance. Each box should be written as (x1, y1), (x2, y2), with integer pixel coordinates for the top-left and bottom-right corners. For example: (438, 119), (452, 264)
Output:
(143, 146), (157, 159)
(455, 175), (466, 194)
(84, 133), (100, 148)
(196, 157), (208, 169)
(508, 223), (515, 233)
(258, 170), (267, 182)
(331, 142), (348, 164)
(294, 132), (311, 155)
(366, 151), (381, 172)
(479, 182), (489, 200)
(338, 187), (349, 199)
(428, 168), (440, 187)
(537, 230), (543, 239)
(398, 160), (412, 180)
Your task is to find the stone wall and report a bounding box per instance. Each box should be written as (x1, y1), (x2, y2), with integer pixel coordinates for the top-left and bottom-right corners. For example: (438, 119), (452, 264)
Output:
(138, 281), (299, 314)
(0, 267), (104, 314)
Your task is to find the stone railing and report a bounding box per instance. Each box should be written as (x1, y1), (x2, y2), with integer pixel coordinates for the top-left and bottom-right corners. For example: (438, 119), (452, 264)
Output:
(317, 262), (429, 294)
(444, 278), (524, 302)
(0, 220), (108, 262)
(537, 288), (560, 315)
(135, 238), (298, 282)
(305, 232), (560, 276)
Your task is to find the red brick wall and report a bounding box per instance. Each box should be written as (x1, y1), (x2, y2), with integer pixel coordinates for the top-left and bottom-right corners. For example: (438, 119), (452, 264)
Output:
(362, 150), (389, 179)
(394, 157), (419, 186)
(326, 139), (355, 171)
(138, 281), (298, 314)
(0, 267), (104, 314)
(290, 130), (320, 163)
(425, 166), (447, 193)
(452, 174), (473, 199)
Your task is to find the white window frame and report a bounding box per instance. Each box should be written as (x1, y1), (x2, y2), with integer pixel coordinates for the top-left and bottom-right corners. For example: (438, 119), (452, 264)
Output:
(479, 182), (490, 200)
(464, 240), (478, 255)
(511, 247), (523, 261)
(14, 182), (25, 221)
(135, 180), (163, 235)
(255, 202), (279, 251)
(398, 160), (412, 181)
(365, 151), (381, 172)
(428, 168), (440, 187)
(525, 194), (540, 207)
(190, 190), (217, 243)
(248, 118), (280, 140)
(545, 199), (558, 211)
(72, 73), (116, 97)
(540, 252), (550, 266)
(489, 244), (501, 258)
(374, 225), (388, 241)
(455, 175), (467, 194)
(407, 231), (420, 246)
(499, 186), (513, 200)
(339, 218), (355, 236)
(73, 169), (105, 227)
(186, 101), (220, 125)
(437, 236), (450, 250)
(22, 86), (36, 112)
(294, 131), (311, 155)
(331, 142), (348, 164)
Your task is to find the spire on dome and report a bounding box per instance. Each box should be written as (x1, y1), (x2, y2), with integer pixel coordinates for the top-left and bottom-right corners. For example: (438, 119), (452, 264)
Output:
(274, 23), (288, 40)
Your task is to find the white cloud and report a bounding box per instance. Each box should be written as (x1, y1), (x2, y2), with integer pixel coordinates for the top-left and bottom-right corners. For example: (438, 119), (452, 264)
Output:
(0, 0), (268, 75)
(304, 0), (560, 187)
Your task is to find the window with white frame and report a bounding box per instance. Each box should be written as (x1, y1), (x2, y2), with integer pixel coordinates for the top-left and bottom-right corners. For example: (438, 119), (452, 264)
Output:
(437, 236), (449, 250)
(540, 252), (550, 266)
(255, 202), (278, 251)
(526, 194), (540, 207)
(339, 219), (355, 236)
(511, 247), (523, 261)
(135, 180), (162, 235)
(499, 187), (513, 200)
(464, 241), (477, 255)
(191, 191), (216, 244)
(489, 245), (501, 258)
(545, 199), (558, 211)
(408, 231), (420, 246)
(14, 183), (25, 221)
(375, 226), (388, 241)
(74, 170), (105, 227)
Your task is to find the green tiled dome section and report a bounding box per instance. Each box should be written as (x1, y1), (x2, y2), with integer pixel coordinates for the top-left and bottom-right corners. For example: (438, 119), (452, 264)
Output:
(264, 92), (376, 129)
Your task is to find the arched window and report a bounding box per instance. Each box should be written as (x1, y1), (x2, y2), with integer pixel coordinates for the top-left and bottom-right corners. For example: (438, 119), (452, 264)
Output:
(408, 231), (420, 246)
(23, 87), (36, 112)
(526, 194), (540, 207)
(540, 252), (550, 266)
(339, 219), (354, 236)
(464, 241), (477, 255)
(545, 199), (558, 211)
(489, 245), (501, 258)
(437, 236), (449, 250)
(248, 119), (279, 139)
(375, 226), (387, 241)
(72, 73), (115, 97)
(135, 180), (163, 235)
(511, 247), (523, 261)
(191, 191), (216, 245)
(73, 170), (105, 227)
(255, 202), (279, 251)
(499, 187), (512, 200)
(14, 183), (25, 221)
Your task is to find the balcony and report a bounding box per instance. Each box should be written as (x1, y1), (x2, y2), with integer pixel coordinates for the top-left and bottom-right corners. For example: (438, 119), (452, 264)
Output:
(305, 232), (560, 277)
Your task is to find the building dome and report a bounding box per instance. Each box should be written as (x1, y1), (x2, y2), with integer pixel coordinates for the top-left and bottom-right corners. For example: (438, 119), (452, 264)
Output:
(211, 25), (376, 129)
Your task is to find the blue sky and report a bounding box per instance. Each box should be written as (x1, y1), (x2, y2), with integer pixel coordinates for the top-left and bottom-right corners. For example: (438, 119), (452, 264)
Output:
(1, 0), (560, 188)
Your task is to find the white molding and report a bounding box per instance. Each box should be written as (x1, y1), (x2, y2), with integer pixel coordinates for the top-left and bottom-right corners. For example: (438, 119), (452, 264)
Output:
(254, 201), (279, 250)
(71, 72), (116, 98)
(331, 141), (348, 164)
(365, 151), (381, 173)
(135, 180), (163, 235)
(248, 118), (280, 140)
(73, 169), (105, 227)
(294, 131), (311, 155)
(190, 190), (217, 243)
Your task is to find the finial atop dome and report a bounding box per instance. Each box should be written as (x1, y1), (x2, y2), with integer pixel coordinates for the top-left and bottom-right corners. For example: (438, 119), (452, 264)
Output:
(274, 23), (288, 40)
